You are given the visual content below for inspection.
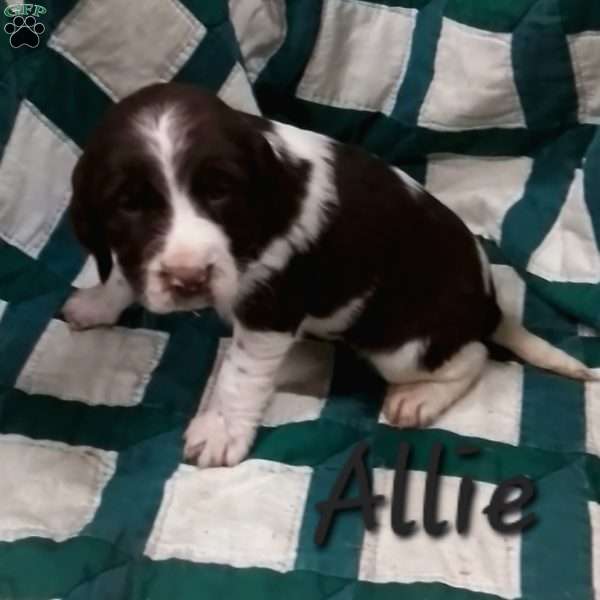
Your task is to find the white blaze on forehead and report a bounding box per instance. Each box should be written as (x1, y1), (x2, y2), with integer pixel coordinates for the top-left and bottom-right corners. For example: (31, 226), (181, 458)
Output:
(241, 121), (337, 295)
(135, 105), (212, 265)
(134, 105), (185, 196)
(133, 104), (238, 315)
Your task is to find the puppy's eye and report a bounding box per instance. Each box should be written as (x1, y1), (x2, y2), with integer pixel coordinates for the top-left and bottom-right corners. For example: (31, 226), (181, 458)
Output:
(191, 161), (244, 210)
(117, 180), (161, 215)
(193, 170), (231, 202)
(118, 192), (144, 214)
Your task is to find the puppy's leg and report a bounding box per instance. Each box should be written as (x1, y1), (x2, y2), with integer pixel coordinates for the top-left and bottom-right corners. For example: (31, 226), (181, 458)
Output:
(184, 325), (294, 468)
(62, 263), (134, 330)
(369, 342), (487, 428)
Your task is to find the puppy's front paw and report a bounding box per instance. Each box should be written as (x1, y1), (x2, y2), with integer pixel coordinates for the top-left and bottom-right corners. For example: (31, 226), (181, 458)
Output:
(62, 287), (120, 330)
(183, 411), (253, 468)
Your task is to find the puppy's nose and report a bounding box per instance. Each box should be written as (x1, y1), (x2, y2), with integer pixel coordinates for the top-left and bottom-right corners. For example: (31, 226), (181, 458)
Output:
(160, 265), (212, 297)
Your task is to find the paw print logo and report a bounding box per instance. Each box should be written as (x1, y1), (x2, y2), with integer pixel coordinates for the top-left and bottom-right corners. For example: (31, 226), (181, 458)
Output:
(4, 15), (45, 48)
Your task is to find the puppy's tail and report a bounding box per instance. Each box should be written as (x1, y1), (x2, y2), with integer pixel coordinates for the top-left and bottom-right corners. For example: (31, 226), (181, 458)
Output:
(491, 317), (599, 381)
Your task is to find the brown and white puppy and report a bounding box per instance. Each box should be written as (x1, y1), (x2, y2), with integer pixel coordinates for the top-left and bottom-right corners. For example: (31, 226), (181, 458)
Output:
(63, 82), (597, 468)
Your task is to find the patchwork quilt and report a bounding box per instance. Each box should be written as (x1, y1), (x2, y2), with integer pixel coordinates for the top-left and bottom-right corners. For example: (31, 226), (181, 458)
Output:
(1, 0), (600, 598)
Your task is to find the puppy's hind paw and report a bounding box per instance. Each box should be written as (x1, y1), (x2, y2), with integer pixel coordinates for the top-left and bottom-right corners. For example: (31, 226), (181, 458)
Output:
(383, 382), (451, 428)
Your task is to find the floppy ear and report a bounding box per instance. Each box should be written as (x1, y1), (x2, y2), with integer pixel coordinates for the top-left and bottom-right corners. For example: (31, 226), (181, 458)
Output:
(69, 152), (114, 283)
(245, 122), (310, 219)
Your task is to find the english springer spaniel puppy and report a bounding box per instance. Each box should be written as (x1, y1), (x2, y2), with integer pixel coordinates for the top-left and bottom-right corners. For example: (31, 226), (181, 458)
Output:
(63, 83), (596, 468)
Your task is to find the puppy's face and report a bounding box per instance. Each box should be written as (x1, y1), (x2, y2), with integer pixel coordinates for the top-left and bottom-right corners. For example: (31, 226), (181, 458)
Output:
(102, 146), (240, 315)
(71, 84), (275, 315)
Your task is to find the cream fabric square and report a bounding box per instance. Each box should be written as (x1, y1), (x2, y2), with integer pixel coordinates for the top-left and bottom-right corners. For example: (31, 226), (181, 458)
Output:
(218, 63), (260, 115)
(16, 319), (168, 406)
(419, 19), (524, 130)
(425, 155), (533, 241)
(49, 0), (205, 100)
(590, 501), (600, 599)
(586, 381), (600, 456)
(527, 170), (600, 283)
(568, 32), (600, 125)
(359, 469), (521, 598)
(267, 339), (333, 425)
(145, 459), (311, 571)
(202, 338), (333, 426)
(296, 0), (416, 114)
(0, 434), (116, 542)
(229, 0), (286, 81)
(0, 100), (79, 257)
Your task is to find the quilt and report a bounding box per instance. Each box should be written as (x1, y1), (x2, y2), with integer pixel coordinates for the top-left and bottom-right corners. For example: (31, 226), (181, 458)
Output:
(1, 0), (600, 598)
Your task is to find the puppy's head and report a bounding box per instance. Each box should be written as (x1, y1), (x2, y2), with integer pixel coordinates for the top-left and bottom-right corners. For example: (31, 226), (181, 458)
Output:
(70, 83), (283, 315)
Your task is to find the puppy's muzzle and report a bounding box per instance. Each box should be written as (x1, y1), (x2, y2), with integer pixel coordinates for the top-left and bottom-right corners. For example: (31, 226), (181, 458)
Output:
(159, 264), (213, 299)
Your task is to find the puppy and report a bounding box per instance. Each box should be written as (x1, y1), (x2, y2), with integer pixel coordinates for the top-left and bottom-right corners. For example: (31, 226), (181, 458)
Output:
(63, 82), (597, 467)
